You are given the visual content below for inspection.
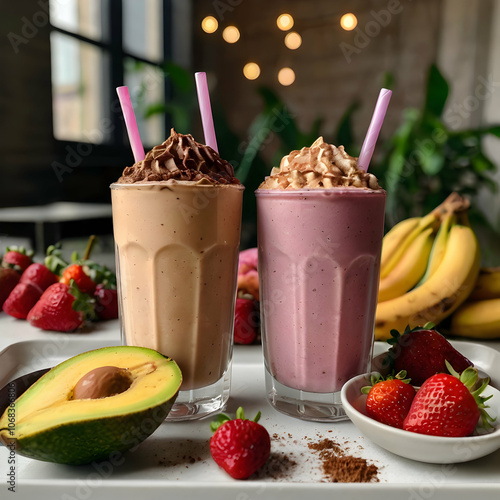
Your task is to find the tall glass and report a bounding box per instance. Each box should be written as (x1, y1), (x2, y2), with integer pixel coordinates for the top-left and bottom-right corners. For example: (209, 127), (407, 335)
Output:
(256, 187), (386, 421)
(111, 182), (244, 420)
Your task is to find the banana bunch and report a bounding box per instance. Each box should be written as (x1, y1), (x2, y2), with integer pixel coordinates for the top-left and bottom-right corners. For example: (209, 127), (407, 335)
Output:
(449, 267), (500, 339)
(375, 193), (481, 341)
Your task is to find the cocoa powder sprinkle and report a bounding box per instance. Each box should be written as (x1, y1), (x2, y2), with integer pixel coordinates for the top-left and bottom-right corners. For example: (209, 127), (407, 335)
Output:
(308, 438), (379, 483)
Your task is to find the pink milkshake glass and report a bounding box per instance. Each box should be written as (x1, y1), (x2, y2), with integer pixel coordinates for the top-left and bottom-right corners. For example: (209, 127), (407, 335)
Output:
(256, 187), (386, 421)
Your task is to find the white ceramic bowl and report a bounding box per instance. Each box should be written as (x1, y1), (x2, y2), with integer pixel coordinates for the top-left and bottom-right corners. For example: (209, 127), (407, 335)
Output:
(340, 373), (500, 464)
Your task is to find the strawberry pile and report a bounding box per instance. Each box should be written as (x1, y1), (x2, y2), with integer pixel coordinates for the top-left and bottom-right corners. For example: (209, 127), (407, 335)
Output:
(234, 248), (260, 345)
(1, 236), (118, 332)
(363, 326), (496, 437)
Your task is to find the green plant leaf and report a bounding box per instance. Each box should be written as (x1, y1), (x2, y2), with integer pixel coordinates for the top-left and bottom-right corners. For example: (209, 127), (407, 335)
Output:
(470, 152), (497, 173)
(237, 111), (275, 183)
(424, 64), (449, 117)
(144, 103), (167, 118)
(418, 148), (444, 176)
(163, 62), (193, 93)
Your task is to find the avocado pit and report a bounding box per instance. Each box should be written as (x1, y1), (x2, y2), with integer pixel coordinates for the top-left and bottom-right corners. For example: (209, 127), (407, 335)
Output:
(72, 366), (132, 399)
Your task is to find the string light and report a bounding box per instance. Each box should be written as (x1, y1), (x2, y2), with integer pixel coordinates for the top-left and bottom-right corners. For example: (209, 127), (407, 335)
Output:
(278, 67), (295, 86)
(201, 16), (218, 33)
(222, 26), (240, 43)
(277, 13), (294, 31)
(243, 62), (261, 80)
(284, 31), (302, 50)
(340, 13), (357, 31)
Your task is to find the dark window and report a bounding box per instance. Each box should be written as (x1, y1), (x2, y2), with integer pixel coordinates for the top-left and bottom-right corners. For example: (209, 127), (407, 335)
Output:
(49, 0), (172, 164)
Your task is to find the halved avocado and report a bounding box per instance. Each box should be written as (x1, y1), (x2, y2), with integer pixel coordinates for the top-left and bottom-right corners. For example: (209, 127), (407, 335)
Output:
(0, 346), (182, 465)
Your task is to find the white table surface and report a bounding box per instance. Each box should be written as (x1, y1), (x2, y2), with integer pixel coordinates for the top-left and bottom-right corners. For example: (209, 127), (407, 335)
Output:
(0, 202), (112, 223)
(0, 315), (499, 499)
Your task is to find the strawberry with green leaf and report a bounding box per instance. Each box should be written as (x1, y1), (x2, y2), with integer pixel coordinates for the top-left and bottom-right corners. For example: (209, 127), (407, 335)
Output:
(403, 361), (495, 437)
(362, 371), (416, 429)
(386, 324), (473, 386)
(2, 246), (33, 273)
(27, 280), (96, 332)
(60, 263), (97, 295)
(2, 281), (41, 319)
(20, 263), (59, 291)
(210, 407), (270, 479)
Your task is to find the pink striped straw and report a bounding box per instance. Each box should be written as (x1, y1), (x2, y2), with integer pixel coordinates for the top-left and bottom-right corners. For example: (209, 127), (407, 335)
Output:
(116, 86), (145, 162)
(357, 88), (392, 172)
(195, 72), (218, 153)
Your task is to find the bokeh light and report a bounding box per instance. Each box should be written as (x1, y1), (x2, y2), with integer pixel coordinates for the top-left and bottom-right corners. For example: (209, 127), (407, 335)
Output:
(201, 16), (218, 34)
(222, 26), (240, 43)
(278, 67), (295, 86)
(340, 13), (357, 31)
(243, 62), (261, 80)
(284, 31), (302, 50)
(277, 13), (294, 31)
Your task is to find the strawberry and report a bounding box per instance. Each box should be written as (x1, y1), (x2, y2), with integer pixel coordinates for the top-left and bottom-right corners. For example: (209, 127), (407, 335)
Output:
(362, 371), (416, 429)
(234, 297), (259, 345)
(94, 284), (118, 320)
(60, 263), (97, 295)
(403, 362), (495, 437)
(20, 263), (59, 291)
(386, 325), (473, 386)
(237, 248), (259, 301)
(2, 246), (33, 273)
(27, 281), (96, 332)
(2, 282), (43, 319)
(210, 407), (271, 479)
(0, 268), (21, 308)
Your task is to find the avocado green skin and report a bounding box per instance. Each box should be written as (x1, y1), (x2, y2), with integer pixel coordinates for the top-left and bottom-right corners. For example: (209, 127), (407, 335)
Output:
(10, 396), (177, 465)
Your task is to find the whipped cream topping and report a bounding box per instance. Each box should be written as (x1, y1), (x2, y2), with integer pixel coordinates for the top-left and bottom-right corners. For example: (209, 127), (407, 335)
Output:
(259, 137), (381, 190)
(117, 129), (240, 185)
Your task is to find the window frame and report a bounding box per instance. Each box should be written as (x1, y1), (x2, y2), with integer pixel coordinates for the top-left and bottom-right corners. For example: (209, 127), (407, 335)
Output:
(49, 0), (173, 168)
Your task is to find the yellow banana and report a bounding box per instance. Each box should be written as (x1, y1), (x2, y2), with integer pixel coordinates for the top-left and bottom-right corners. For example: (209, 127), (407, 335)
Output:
(379, 211), (440, 279)
(468, 267), (500, 301)
(450, 298), (500, 339)
(418, 213), (455, 284)
(380, 217), (420, 272)
(378, 227), (435, 302)
(375, 224), (480, 340)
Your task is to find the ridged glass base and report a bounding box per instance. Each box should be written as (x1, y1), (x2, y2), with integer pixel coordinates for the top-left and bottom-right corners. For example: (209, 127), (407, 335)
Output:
(265, 368), (349, 422)
(166, 365), (231, 421)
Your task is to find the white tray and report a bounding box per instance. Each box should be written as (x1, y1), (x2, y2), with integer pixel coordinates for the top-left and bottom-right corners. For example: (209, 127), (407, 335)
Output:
(0, 339), (499, 500)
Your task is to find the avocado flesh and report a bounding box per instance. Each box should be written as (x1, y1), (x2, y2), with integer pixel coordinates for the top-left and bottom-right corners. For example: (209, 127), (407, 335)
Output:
(0, 346), (182, 465)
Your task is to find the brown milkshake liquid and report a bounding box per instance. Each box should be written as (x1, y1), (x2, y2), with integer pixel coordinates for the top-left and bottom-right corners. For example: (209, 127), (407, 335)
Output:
(111, 130), (243, 391)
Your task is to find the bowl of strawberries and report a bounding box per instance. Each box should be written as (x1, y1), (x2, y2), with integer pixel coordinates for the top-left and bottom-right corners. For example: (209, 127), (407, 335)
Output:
(340, 326), (500, 463)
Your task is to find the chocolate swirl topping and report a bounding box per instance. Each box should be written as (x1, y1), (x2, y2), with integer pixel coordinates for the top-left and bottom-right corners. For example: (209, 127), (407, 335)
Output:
(117, 129), (240, 185)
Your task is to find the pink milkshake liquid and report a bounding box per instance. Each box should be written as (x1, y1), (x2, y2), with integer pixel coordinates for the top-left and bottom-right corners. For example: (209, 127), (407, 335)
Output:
(256, 139), (386, 421)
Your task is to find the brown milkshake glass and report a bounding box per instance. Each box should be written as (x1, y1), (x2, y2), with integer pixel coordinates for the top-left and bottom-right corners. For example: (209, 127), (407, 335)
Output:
(111, 130), (243, 420)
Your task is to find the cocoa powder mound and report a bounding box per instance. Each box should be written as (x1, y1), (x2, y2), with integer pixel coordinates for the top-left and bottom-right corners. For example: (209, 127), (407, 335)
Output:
(308, 438), (379, 483)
